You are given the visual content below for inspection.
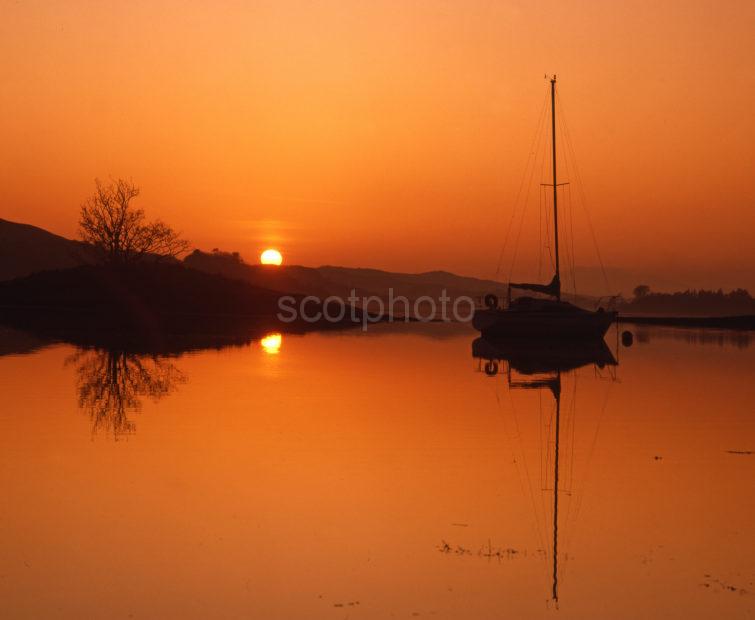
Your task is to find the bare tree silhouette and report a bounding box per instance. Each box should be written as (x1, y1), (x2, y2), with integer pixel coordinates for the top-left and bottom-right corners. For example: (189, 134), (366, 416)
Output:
(79, 178), (189, 264)
(66, 349), (186, 439)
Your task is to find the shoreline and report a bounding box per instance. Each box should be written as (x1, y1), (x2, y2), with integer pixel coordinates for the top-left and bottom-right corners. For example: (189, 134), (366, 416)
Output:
(618, 315), (755, 330)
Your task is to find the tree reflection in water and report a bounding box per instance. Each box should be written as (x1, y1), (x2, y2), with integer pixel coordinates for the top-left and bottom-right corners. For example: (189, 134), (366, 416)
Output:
(66, 350), (186, 439)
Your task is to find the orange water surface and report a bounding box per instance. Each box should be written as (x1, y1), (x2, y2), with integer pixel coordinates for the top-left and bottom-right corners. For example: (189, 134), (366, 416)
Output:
(0, 324), (753, 619)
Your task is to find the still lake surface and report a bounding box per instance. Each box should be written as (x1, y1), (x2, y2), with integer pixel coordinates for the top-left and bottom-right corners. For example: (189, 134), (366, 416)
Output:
(1, 323), (753, 619)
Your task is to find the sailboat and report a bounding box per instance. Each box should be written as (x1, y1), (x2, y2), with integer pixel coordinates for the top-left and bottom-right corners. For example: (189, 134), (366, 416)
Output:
(473, 76), (616, 339)
(472, 336), (618, 603)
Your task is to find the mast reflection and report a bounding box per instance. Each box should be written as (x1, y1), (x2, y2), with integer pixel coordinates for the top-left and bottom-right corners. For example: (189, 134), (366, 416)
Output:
(473, 336), (618, 604)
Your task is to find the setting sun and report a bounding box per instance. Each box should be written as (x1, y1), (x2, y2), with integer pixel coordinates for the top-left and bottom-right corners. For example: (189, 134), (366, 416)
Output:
(260, 249), (283, 266)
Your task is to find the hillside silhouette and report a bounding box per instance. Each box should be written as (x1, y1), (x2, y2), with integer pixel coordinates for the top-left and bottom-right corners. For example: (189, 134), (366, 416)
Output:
(0, 262), (364, 340)
(0, 218), (87, 280)
(2, 219), (753, 321)
(2, 219), (510, 305)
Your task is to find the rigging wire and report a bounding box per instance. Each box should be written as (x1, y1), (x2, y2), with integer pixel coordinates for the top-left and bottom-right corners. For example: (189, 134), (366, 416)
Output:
(497, 83), (613, 294)
(543, 186), (554, 271)
(568, 184), (578, 297)
(495, 91), (549, 280)
(560, 375), (614, 557)
(553, 108), (577, 298)
(541, 120), (554, 274)
(538, 183), (543, 279)
(557, 374), (578, 590)
(538, 390), (544, 493)
(556, 92), (613, 295)
(507, 98), (550, 283)
(556, 110), (578, 297)
(489, 375), (549, 556)
(538, 388), (552, 556)
(507, 385), (550, 555)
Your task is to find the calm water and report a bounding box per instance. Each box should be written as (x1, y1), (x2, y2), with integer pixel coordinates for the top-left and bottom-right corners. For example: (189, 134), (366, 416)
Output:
(1, 324), (753, 619)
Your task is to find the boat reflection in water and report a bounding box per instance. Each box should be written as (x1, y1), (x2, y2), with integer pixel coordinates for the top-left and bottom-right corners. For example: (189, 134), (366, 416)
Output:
(472, 335), (618, 605)
(473, 336), (617, 377)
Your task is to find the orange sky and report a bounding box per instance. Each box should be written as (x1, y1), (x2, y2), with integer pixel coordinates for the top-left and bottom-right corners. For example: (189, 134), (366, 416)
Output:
(1, 0), (753, 293)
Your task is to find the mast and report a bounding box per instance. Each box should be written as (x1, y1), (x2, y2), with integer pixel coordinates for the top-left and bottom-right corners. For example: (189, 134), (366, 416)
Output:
(550, 76), (560, 301)
(507, 77), (563, 302)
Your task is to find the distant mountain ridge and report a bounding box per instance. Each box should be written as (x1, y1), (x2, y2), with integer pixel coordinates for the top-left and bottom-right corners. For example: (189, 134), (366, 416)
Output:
(183, 249), (509, 306)
(2, 219), (752, 318)
(0, 220), (508, 303)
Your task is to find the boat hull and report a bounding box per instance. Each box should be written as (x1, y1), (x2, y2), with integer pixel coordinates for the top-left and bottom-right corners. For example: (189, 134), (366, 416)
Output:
(472, 307), (616, 340)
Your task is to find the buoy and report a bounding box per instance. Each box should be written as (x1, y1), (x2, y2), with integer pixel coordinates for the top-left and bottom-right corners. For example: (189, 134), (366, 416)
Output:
(621, 330), (634, 347)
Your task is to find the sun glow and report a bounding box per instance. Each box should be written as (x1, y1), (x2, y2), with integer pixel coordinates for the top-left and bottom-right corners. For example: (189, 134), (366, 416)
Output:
(260, 249), (283, 265)
(260, 333), (282, 354)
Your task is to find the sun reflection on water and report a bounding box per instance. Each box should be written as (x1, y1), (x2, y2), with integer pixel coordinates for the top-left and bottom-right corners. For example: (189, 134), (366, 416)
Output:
(260, 333), (282, 354)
